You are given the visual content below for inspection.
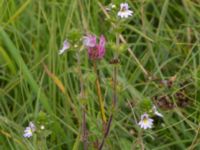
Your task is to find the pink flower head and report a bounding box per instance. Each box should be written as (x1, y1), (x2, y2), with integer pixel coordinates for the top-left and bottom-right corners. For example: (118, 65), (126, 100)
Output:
(83, 35), (96, 47)
(84, 35), (106, 60)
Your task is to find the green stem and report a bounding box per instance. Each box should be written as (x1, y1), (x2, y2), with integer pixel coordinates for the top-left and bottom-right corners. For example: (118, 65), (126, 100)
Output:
(77, 51), (88, 150)
(93, 61), (107, 124)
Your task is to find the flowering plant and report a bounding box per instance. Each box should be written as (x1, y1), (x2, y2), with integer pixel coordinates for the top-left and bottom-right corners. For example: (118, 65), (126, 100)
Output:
(83, 35), (106, 60)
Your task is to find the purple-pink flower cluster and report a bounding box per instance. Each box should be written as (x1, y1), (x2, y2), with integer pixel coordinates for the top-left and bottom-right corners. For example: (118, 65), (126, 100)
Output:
(83, 35), (106, 60)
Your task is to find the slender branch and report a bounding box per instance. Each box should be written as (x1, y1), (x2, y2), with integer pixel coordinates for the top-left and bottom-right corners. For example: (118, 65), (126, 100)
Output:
(93, 60), (107, 124)
(98, 35), (119, 150)
(98, 115), (113, 150)
(82, 108), (87, 150)
(113, 66), (117, 107)
(77, 51), (88, 150)
(98, 65), (117, 150)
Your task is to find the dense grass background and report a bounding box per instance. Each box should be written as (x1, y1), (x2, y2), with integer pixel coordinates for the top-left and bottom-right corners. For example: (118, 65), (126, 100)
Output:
(0, 0), (200, 149)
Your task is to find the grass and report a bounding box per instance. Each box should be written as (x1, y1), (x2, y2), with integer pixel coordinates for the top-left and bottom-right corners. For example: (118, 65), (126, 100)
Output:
(0, 0), (200, 149)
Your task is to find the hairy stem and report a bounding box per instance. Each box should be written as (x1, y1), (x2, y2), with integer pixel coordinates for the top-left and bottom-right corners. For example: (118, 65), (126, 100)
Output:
(93, 61), (107, 124)
(98, 35), (119, 150)
(77, 51), (88, 150)
(98, 65), (117, 150)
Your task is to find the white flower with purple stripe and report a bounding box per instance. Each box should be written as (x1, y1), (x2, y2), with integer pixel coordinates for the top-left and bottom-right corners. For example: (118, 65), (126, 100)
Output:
(118, 3), (133, 18)
(23, 122), (36, 138)
(138, 113), (153, 130)
(59, 40), (70, 55)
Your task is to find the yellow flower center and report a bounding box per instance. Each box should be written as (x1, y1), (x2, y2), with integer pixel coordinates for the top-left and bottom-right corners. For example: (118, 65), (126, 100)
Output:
(143, 118), (148, 124)
(27, 129), (32, 134)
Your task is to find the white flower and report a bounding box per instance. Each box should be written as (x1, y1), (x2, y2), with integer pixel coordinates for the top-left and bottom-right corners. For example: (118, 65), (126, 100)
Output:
(23, 122), (36, 138)
(153, 105), (163, 118)
(74, 44), (78, 48)
(138, 113), (153, 130)
(23, 127), (33, 138)
(40, 125), (45, 130)
(117, 3), (133, 18)
(59, 40), (70, 55)
(111, 4), (116, 9)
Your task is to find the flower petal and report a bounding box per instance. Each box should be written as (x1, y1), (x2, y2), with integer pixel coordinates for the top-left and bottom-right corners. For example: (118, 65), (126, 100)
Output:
(83, 35), (96, 47)
(59, 40), (70, 55)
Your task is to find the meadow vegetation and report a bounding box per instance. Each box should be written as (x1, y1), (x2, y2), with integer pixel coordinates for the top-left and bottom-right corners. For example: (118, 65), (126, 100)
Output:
(0, 0), (200, 149)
